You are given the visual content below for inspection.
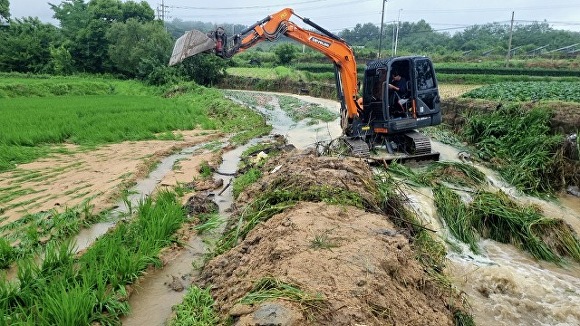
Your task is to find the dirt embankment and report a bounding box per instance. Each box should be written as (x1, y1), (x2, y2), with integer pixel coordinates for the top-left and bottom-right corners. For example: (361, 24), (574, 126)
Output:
(441, 98), (580, 134)
(198, 151), (463, 325)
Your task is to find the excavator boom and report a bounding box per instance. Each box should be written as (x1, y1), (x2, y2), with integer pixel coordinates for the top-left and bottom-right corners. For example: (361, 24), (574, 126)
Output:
(169, 8), (361, 123)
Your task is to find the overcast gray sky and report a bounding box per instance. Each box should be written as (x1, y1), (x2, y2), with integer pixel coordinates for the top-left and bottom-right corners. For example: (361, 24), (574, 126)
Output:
(9, 0), (580, 33)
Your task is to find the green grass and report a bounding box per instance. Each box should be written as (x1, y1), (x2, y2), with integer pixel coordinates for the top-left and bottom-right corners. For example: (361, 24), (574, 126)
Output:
(0, 77), (271, 171)
(0, 190), (186, 325)
(240, 277), (325, 310)
(226, 66), (305, 81)
(462, 105), (565, 194)
(232, 168), (262, 199)
(170, 286), (218, 326)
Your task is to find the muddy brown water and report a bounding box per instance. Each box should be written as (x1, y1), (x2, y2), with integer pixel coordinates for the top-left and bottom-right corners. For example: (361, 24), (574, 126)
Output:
(121, 93), (343, 325)
(34, 91), (578, 325)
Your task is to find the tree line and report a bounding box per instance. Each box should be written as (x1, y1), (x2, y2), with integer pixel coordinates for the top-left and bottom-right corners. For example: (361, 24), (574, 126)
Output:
(340, 20), (580, 56)
(0, 0), (227, 85)
(1, 0), (579, 86)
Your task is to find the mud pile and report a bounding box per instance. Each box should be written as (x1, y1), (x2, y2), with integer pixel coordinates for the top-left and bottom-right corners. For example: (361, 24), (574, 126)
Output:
(199, 151), (459, 325)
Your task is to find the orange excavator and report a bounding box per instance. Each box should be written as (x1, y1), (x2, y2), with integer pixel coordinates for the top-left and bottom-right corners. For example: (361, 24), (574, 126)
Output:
(169, 8), (441, 161)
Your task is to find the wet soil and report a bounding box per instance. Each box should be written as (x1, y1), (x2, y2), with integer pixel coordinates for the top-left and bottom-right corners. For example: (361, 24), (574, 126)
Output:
(200, 151), (457, 326)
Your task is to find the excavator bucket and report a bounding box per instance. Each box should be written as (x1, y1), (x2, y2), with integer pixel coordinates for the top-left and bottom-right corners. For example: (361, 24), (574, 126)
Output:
(169, 30), (216, 66)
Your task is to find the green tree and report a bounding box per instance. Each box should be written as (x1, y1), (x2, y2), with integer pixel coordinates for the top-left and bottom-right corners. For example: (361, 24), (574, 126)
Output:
(49, 44), (75, 75)
(50, 0), (155, 73)
(180, 53), (228, 86)
(107, 18), (173, 81)
(274, 43), (298, 65)
(0, 17), (62, 72)
(0, 0), (9, 22)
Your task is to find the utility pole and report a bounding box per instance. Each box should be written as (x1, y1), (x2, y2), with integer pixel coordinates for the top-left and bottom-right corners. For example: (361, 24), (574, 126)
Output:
(506, 11), (515, 67)
(378, 0), (387, 58)
(394, 9), (402, 56)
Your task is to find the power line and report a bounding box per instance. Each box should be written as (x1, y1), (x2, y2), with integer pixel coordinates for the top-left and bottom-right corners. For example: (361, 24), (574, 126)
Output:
(167, 0), (351, 10)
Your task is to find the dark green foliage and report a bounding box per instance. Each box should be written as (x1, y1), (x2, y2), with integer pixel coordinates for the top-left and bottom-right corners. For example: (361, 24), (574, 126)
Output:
(273, 43), (298, 65)
(463, 82), (580, 103)
(0, 18), (63, 73)
(106, 19), (173, 81)
(463, 106), (564, 194)
(179, 53), (228, 86)
(0, 0), (9, 21)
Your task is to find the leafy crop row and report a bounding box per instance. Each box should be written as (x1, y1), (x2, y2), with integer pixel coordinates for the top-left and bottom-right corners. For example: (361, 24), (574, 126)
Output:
(462, 81), (580, 103)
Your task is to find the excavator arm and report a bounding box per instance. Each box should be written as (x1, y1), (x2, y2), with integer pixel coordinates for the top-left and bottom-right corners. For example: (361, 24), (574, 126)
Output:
(169, 8), (361, 122)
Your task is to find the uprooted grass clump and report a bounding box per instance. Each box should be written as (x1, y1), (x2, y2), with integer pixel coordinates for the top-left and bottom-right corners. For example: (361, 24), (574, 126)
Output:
(387, 160), (487, 189)
(240, 277), (326, 312)
(388, 160), (580, 263)
(462, 105), (577, 194)
(433, 184), (580, 263)
(170, 286), (218, 326)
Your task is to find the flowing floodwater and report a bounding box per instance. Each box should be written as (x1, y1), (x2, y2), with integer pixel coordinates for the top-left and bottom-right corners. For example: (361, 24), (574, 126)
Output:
(75, 91), (579, 325)
(424, 140), (580, 326)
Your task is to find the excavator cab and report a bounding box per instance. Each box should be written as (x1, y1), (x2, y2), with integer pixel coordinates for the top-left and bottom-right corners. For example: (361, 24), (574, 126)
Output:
(357, 56), (442, 160)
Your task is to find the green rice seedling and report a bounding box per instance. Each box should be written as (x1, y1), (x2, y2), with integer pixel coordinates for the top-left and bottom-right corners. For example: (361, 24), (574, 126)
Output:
(40, 240), (76, 276)
(39, 281), (95, 326)
(170, 286), (218, 326)
(199, 160), (213, 179)
(194, 214), (223, 234)
(232, 168), (262, 198)
(433, 185), (480, 253)
(240, 277), (326, 311)
(39, 282), (95, 325)
(0, 239), (15, 269)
